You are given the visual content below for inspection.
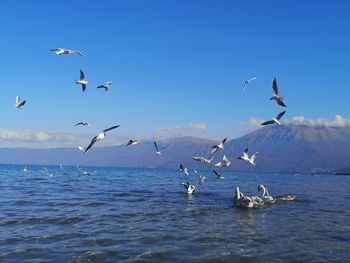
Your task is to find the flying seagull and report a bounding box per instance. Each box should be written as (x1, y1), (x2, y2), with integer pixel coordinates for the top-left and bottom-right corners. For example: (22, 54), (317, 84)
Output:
(210, 137), (227, 157)
(96, 81), (112, 92)
(126, 139), (139, 146)
(194, 169), (206, 185)
(261, 111), (286, 126)
(74, 121), (90, 127)
(153, 141), (168, 155)
(270, 78), (287, 108)
(212, 169), (225, 180)
(179, 163), (189, 176)
(75, 70), (88, 92)
(83, 125), (120, 154)
(50, 48), (85, 56)
(192, 156), (213, 166)
(23, 165), (28, 174)
(15, 96), (26, 109)
(215, 155), (231, 168)
(237, 148), (259, 166)
(243, 76), (258, 91)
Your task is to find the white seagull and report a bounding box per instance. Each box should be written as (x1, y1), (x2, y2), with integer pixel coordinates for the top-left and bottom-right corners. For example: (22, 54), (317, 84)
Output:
(242, 76), (258, 91)
(270, 78), (287, 108)
(237, 148), (259, 166)
(179, 163), (189, 176)
(194, 169), (206, 185)
(182, 181), (196, 195)
(192, 156), (213, 166)
(74, 121), (90, 127)
(50, 48), (85, 56)
(210, 137), (227, 157)
(23, 165), (28, 174)
(96, 81), (112, 92)
(153, 141), (168, 155)
(212, 169), (225, 180)
(261, 111), (286, 126)
(15, 96), (26, 110)
(258, 184), (276, 204)
(75, 70), (88, 92)
(214, 155), (231, 168)
(126, 139), (139, 146)
(83, 125), (120, 154)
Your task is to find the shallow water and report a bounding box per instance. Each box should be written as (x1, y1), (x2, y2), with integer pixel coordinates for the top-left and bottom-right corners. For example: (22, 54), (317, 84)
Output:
(0, 164), (349, 262)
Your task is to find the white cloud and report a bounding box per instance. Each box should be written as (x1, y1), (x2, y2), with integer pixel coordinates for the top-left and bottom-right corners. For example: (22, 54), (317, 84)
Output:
(243, 115), (350, 127)
(155, 122), (207, 137)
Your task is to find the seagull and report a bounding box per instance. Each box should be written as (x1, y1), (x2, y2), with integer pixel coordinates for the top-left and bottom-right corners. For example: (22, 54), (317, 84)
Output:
(210, 138), (227, 157)
(74, 121), (90, 127)
(50, 48), (85, 56)
(242, 76), (258, 91)
(237, 148), (259, 166)
(75, 70), (88, 92)
(126, 139), (139, 146)
(23, 165), (28, 174)
(258, 184), (276, 204)
(270, 78), (287, 108)
(194, 169), (206, 185)
(83, 125), (120, 154)
(261, 111), (286, 126)
(192, 156), (213, 166)
(153, 141), (168, 155)
(214, 155), (231, 168)
(15, 96), (26, 109)
(212, 169), (224, 180)
(96, 81), (112, 92)
(182, 181), (196, 195)
(78, 171), (90, 178)
(179, 163), (189, 176)
(60, 164), (63, 170)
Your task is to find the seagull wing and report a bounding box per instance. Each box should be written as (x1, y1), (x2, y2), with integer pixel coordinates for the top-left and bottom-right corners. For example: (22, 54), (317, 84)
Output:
(242, 82), (248, 91)
(179, 163), (184, 171)
(74, 122), (83, 126)
(74, 50), (85, 56)
(96, 85), (107, 91)
(153, 141), (159, 152)
(126, 140), (132, 146)
(18, 100), (26, 107)
(84, 136), (98, 154)
(103, 125), (120, 132)
(261, 120), (275, 126)
(277, 99), (287, 108)
(82, 84), (86, 92)
(248, 76), (258, 82)
(222, 138), (227, 144)
(276, 111), (286, 120)
(272, 78), (278, 95)
(251, 152), (259, 163)
(223, 155), (230, 163)
(16, 96), (20, 105)
(80, 70), (85, 80)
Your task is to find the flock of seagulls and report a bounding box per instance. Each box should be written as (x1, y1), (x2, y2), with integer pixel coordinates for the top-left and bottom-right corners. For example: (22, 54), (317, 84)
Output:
(16, 47), (296, 208)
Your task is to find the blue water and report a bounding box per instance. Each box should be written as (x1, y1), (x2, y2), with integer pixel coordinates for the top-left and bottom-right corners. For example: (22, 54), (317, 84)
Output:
(0, 165), (349, 262)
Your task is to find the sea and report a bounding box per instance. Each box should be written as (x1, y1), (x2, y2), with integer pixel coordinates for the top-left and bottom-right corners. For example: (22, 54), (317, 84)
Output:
(0, 164), (349, 262)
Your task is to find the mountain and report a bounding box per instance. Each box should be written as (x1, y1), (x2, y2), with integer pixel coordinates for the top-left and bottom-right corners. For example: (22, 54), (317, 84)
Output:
(1, 125), (350, 173)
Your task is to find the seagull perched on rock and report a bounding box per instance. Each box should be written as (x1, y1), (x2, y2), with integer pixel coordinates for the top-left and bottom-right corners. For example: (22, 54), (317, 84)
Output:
(261, 111), (286, 126)
(15, 96), (26, 110)
(237, 148), (259, 166)
(50, 48), (85, 56)
(192, 156), (213, 166)
(179, 163), (189, 176)
(75, 70), (88, 92)
(96, 81), (112, 92)
(83, 125), (120, 154)
(74, 121), (90, 127)
(215, 155), (231, 168)
(212, 169), (225, 180)
(210, 138), (227, 157)
(242, 76), (258, 91)
(182, 181), (196, 195)
(270, 78), (286, 108)
(126, 139), (139, 146)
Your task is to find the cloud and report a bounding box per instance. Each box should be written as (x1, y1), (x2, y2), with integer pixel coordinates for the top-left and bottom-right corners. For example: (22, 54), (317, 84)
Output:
(155, 123), (207, 137)
(0, 129), (78, 145)
(243, 115), (350, 127)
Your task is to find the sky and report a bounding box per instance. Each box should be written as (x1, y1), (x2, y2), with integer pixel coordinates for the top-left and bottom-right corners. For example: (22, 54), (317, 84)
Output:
(0, 0), (350, 147)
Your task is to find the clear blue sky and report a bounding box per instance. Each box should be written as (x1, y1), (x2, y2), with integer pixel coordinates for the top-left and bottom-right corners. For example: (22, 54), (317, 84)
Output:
(0, 0), (349, 147)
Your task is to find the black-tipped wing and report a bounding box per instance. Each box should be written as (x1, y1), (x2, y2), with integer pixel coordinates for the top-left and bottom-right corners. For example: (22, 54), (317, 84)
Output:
(153, 141), (159, 152)
(277, 99), (287, 108)
(80, 70), (85, 80)
(272, 78), (278, 95)
(276, 111), (286, 120)
(103, 125), (120, 132)
(18, 100), (26, 107)
(244, 148), (248, 154)
(96, 85), (107, 91)
(212, 169), (221, 177)
(84, 136), (98, 154)
(261, 120), (275, 126)
(126, 140), (132, 146)
(222, 137), (227, 144)
(74, 122), (83, 126)
(82, 84), (86, 92)
(179, 163), (184, 171)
